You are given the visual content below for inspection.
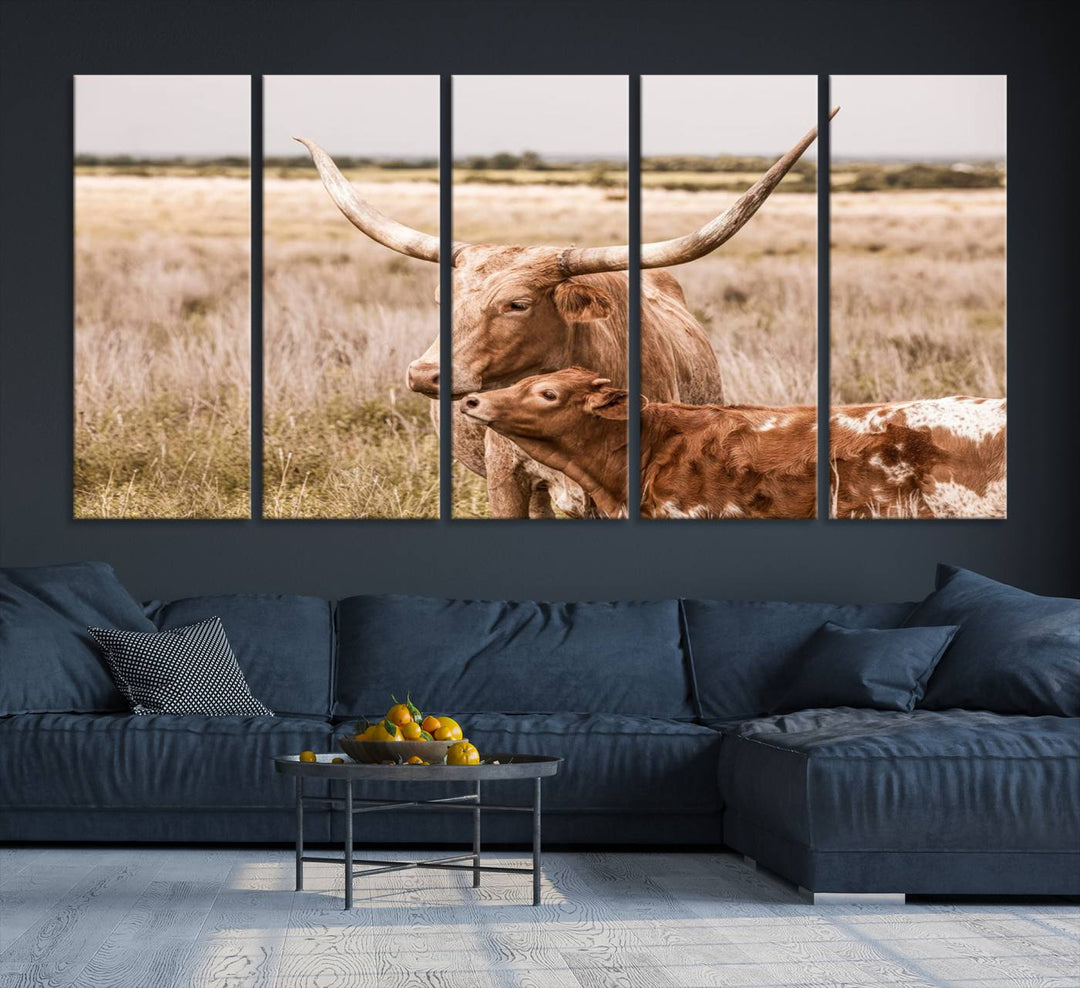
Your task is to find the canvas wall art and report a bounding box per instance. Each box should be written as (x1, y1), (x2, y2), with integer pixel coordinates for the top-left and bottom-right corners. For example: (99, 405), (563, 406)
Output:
(263, 75), (440, 518)
(829, 75), (1007, 519)
(72, 73), (1007, 524)
(74, 75), (251, 518)
(450, 75), (629, 519)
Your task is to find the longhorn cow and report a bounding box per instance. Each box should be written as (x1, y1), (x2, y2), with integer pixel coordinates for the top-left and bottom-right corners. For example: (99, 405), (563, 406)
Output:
(298, 111), (832, 517)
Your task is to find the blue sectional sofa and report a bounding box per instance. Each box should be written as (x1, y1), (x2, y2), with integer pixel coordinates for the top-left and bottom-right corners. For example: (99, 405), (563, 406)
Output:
(1, 562), (1077, 897)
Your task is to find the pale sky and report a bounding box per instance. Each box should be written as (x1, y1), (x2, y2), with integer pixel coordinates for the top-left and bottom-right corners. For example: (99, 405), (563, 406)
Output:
(454, 75), (628, 158)
(832, 75), (1006, 159)
(265, 76), (439, 157)
(74, 74), (1006, 162)
(644, 76), (818, 158)
(75, 76), (249, 156)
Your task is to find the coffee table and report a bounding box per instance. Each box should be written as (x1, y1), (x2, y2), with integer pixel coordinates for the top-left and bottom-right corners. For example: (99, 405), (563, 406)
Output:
(273, 753), (562, 908)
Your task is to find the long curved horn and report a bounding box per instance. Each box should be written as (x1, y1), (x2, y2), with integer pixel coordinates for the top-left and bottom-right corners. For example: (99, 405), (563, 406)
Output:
(559, 107), (839, 276)
(295, 137), (442, 263)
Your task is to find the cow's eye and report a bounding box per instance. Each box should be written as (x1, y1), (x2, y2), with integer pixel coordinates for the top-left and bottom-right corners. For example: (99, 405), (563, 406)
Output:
(508, 300), (530, 311)
(541, 390), (557, 401)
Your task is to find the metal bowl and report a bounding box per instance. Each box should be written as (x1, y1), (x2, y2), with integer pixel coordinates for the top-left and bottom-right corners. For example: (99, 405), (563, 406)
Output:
(337, 737), (459, 765)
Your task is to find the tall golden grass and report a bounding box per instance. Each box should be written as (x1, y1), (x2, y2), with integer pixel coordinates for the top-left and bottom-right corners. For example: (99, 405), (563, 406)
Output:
(74, 175), (250, 518)
(263, 178), (440, 518)
(831, 189), (1005, 404)
(644, 187), (817, 406)
(74, 170), (1004, 520)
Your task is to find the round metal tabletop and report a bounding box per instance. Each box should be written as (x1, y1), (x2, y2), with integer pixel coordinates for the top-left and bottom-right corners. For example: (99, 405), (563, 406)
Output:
(274, 753), (562, 782)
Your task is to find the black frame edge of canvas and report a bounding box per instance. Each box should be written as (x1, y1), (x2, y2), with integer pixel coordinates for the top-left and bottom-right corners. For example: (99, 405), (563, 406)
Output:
(627, 74), (642, 523)
(817, 73), (831, 521)
(251, 74), (264, 521)
(439, 74), (453, 523)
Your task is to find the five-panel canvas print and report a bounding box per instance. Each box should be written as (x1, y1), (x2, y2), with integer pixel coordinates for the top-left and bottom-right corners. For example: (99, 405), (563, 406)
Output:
(73, 75), (1006, 521)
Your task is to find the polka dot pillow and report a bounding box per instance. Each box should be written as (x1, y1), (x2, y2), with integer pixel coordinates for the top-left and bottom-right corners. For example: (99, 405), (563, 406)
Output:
(88, 617), (273, 717)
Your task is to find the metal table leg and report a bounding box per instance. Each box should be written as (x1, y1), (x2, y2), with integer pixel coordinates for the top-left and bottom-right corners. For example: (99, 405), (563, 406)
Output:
(473, 781), (481, 888)
(295, 776), (304, 891)
(344, 779), (353, 910)
(532, 777), (542, 906)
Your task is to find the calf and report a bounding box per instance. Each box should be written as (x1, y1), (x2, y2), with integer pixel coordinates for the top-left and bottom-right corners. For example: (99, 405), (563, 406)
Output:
(461, 368), (1006, 519)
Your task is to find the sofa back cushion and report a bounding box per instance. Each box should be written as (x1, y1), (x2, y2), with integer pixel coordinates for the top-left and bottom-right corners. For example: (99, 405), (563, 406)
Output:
(681, 598), (916, 723)
(335, 595), (690, 720)
(144, 594), (334, 717)
(1, 562), (155, 715)
(905, 564), (1080, 716)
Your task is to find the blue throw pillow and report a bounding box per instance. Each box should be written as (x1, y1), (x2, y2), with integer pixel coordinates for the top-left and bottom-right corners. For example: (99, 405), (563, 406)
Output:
(905, 564), (1080, 716)
(772, 621), (959, 714)
(0, 562), (156, 715)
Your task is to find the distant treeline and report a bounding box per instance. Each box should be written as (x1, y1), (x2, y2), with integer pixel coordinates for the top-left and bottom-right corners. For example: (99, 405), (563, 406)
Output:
(265, 155), (439, 170)
(75, 152), (1006, 192)
(643, 154), (815, 176)
(75, 154), (250, 167)
(838, 162), (1004, 191)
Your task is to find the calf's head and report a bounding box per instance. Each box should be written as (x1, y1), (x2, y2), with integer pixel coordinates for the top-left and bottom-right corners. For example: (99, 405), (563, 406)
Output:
(460, 367), (633, 515)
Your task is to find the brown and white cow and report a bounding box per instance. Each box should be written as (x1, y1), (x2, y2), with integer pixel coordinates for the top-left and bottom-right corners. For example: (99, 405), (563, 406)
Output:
(460, 367), (1007, 519)
(297, 111), (833, 517)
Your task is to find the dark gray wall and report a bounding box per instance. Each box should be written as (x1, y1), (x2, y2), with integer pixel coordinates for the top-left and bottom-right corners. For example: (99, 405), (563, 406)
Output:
(1, 0), (1077, 604)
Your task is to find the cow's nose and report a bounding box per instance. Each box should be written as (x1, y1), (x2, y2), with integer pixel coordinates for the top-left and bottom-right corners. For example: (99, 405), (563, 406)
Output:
(406, 360), (440, 396)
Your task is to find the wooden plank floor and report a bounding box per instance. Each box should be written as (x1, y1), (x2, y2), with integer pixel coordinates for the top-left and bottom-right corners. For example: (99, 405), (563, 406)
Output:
(0, 849), (1077, 988)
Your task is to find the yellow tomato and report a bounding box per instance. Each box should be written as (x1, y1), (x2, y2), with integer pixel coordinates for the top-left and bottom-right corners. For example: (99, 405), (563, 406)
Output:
(421, 715), (442, 734)
(354, 725), (377, 741)
(406, 755), (425, 764)
(298, 750), (317, 763)
(331, 757), (344, 764)
(386, 703), (412, 727)
(446, 741), (480, 766)
(400, 721), (423, 740)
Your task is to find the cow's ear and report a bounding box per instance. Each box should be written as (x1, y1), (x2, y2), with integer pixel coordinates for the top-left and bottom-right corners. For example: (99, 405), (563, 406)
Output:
(585, 389), (630, 421)
(553, 280), (614, 323)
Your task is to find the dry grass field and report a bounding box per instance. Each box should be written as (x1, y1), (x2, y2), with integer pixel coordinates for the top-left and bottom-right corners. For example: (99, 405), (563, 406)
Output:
(264, 178), (440, 518)
(75, 167), (1004, 520)
(75, 175), (251, 518)
(831, 189), (1006, 404)
(644, 187), (818, 407)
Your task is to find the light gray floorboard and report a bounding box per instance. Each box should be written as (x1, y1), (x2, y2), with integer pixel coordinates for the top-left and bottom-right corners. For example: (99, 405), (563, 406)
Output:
(0, 848), (1075, 988)
(0, 851), (46, 891)
(0, 854), (162, 987)
(74, 850), (237, 988)
(0, 864), (96, 953)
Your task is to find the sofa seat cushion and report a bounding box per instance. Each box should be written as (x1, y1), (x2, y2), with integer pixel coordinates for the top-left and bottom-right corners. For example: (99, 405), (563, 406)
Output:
(0, 713), (333, 811)
(336, 595), (692, 720)
(145, 594), (334, 717)
(718, 708), (1080, 853)
(331, 712), (724, 815)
